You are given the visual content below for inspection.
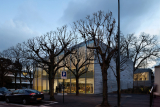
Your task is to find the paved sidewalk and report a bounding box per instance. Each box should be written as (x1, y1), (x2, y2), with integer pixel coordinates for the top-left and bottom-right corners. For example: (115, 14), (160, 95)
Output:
(44, 93), (150, 107)
(153, 96), (160, 107)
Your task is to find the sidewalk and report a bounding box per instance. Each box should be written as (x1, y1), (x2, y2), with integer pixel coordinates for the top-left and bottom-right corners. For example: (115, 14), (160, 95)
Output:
(44, 93), (150, 107)
(153, 96), (160, 107)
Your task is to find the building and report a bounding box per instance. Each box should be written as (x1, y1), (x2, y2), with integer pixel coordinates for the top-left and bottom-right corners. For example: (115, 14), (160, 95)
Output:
(154, 66), (160, 95)
(33, 40), (133, 94)
(133, 68), (154, 87)
(6, 71), (33, 90)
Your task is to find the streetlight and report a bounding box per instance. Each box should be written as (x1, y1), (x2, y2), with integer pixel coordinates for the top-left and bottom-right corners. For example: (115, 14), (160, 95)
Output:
(117, 0), (121, 106)
(22, 72), (28, 77)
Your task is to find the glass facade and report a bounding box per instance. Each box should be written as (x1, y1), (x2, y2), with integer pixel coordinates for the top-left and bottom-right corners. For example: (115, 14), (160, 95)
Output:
(134, 72), (149, 81)
(33, 45), (95, 94)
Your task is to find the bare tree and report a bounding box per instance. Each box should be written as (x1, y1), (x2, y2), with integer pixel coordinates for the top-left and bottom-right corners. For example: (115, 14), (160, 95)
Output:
(73, 11), (118, 107)
(121, 33), (160, 72)
(64, 42), (94, 96)
(7, 44), (23, 89)
(0, 57), (12, 87)
(23, 26), (75, 101)
(0, 50), (14, 87)
(22, 60), (36, 89)
(12, 59), (22, 89)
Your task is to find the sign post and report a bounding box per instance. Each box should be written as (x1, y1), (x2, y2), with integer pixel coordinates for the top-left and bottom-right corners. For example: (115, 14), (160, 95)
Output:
(61, 71), (67, 103)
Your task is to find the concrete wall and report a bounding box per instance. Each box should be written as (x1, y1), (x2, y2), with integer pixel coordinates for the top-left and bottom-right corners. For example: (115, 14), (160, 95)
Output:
(133, 81), (151, 87)
(94, 57), (133, 94)
(94, 61), (103, 94)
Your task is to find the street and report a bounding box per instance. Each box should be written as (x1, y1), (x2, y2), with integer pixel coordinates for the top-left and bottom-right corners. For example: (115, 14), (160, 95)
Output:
(0, 100), (57, 107)
(0, 93), (150, 107)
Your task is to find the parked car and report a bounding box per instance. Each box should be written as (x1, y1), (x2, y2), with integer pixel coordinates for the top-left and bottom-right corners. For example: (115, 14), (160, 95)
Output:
(0, 87), (11, 100)
(5, 89), (44, 104)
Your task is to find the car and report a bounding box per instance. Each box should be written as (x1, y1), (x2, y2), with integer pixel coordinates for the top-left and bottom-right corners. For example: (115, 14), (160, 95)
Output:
(0, 87), (11, 100)
(5, 89), (44, 104)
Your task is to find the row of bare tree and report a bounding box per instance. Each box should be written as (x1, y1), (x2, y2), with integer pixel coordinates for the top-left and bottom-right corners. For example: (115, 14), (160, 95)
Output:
(0, 10), (159, 107)
(0, 45), (35, 90)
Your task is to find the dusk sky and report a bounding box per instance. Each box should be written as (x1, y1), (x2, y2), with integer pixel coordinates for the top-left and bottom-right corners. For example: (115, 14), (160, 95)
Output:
(0, 0), (160, 68)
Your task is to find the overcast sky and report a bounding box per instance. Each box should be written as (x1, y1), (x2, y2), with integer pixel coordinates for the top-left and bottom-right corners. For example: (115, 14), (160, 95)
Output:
(1, 0), (160, 68)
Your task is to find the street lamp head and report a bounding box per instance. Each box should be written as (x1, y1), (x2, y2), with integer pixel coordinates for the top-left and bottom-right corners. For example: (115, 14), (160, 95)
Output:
(22, 72), (28, 76)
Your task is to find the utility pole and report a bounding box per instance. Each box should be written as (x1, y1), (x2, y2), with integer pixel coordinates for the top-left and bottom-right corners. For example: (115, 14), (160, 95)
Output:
(117, 0), (121, 106)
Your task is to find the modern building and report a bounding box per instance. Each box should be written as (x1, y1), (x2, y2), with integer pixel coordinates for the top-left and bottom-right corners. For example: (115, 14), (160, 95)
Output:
(133, 68), (154, 87)
(33, 40), (133, 94)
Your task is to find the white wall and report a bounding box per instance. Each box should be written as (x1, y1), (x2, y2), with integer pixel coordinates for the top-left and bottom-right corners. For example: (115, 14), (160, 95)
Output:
(94, 56), (133, 94)
(94, 61), (103, 94)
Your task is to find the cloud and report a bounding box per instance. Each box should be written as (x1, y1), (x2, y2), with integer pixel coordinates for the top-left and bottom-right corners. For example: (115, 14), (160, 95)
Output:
(0, 19), (39, 51)
(60, 0), (160, 36)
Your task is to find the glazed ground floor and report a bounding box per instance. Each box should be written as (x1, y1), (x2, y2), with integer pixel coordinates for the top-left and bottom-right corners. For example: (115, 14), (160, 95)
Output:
(33, 77), (94, 94)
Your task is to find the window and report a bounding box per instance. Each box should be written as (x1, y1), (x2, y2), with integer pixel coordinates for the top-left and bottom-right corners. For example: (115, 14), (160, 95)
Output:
(134, 72), (149, 81)
(25, 89), (39, 93)
(13, 90), (19, 94)
(19, 90), (24, 94)
(0, 87), (8, 92)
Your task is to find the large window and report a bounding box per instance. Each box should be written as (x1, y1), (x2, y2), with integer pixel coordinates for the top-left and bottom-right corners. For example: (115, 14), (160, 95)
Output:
(134, 72), (149, 81)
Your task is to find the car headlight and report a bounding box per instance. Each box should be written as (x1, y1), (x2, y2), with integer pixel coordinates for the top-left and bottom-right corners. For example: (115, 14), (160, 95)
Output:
(0, 93), (3, 95)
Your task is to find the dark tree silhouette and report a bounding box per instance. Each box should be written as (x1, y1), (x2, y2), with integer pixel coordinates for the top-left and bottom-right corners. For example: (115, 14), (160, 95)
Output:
(22, 60), (36, 89)
(73, 11), (118, 107)
(7, 44), (24, 89)
(23, 26), (75, 101)
(11, 59), (22, 90)
(0, 58), (12, 87)
(121, 33), (160, 72)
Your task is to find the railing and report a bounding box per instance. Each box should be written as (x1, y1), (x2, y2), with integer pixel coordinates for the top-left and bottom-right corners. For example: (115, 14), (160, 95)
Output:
(150, 86), (154, 107)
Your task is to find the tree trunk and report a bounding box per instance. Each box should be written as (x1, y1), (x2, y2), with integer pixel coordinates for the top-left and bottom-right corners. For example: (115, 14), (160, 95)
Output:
(30, 81), (32, 89)
(1, 69), (4, 87)
(50, 76), (55, 101)
(30, 73), (32, 89)
(20, 72), (22, 89)
(116, 57), (121, 107)
(49, 66), (55, 101)
(1, 72), (4, 87)
(15, 74), (17, 90)
(76, 77), (79, 96)
(101, 65), (110, 107)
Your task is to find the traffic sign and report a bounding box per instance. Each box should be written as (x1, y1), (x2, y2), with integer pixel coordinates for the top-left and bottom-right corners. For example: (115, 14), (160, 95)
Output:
(61, 71), (67, 79)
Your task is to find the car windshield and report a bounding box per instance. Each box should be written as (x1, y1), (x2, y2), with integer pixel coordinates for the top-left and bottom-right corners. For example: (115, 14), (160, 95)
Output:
(0, 87), (8, 92)
(25, 89), (39, 93)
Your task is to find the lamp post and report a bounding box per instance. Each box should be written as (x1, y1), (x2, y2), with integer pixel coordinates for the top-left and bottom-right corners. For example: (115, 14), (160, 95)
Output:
(117, 0), (121, 106)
